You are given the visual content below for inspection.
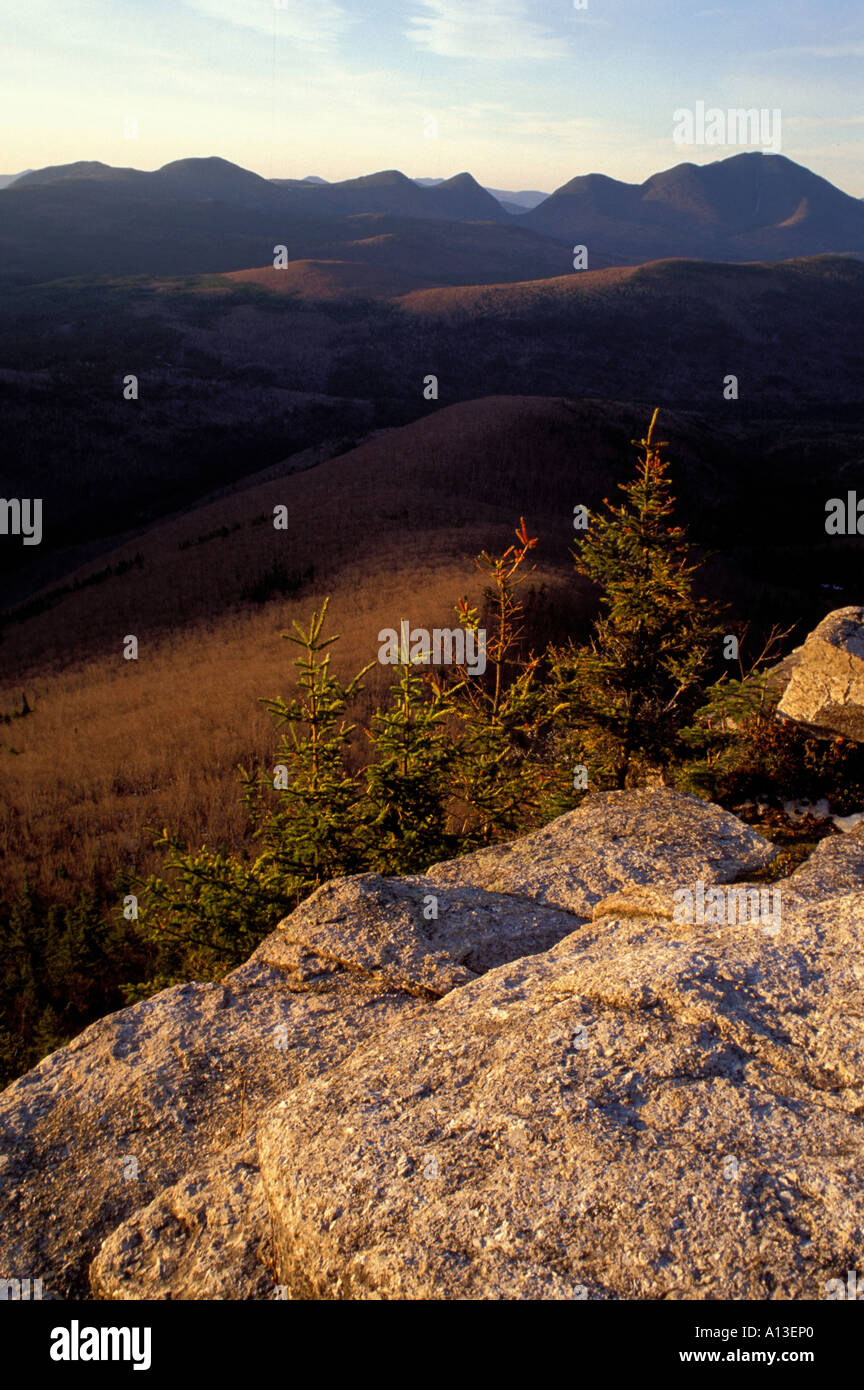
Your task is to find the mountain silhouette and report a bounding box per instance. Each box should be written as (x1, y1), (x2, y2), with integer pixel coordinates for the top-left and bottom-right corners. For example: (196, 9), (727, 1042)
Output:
(147, 156), (279, 204)
(16, 156), (280, 206)
(270, 167), (507, 221)
(0, 168), (32, 188)
(415, 178), (549, 213)
(520, 152), (864, 260)
(4, 152), (864, 285)
(13, 160), (143, 187)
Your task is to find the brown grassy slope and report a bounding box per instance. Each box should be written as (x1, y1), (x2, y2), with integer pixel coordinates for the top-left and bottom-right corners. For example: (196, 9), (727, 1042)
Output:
(2, 395), (655, 677)
(394, 253), (864, 337)
(208, 252), (864, 410)
(1, 395), (613, 903)
(0, 571), (484, 903)
(3, 389), (858, 906)
(221, 260), (434, 299)
(4, 254), (862, 604)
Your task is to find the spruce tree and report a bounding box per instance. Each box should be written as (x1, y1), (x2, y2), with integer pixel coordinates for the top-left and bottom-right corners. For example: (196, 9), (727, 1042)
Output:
(244, 597), (372, 887)
(359, 662), (459, 874)
(555, 410), (724, 788)
(137, 600), (372, 979)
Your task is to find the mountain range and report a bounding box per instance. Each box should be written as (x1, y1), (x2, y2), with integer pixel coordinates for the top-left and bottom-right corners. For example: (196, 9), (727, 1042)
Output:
(2, 152), (864, 284)
(519, 153), (864, 261)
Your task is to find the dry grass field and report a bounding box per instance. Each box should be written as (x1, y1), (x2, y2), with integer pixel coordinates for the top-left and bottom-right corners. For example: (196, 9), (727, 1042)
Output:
(0, 396), (591, 905)
(3, 386), (859, 911)
(0, 571), (499, 902)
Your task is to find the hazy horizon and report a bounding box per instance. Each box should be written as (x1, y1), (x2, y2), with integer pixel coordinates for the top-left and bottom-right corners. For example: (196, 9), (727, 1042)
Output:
(4, 147), (862, 206)
(3, 0), (864, 196)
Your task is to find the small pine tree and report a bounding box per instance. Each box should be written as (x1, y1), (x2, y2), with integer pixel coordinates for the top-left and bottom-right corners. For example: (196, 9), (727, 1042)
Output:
(136, 600), (373, 978)
(359, 662), (459, 874)
(136, 834), (287, 978)
(456, 517), (538, 719)
(244, 598), (372, 888)
(554, 410), (724, 788)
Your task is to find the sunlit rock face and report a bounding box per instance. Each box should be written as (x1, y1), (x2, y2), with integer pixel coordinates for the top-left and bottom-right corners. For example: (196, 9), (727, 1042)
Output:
(3, 790), (863, 1302)
(776, 607), (864, 743)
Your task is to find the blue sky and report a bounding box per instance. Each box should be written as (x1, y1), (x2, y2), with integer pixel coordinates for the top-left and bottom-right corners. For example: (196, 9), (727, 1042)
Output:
(2, 0), (863, 193)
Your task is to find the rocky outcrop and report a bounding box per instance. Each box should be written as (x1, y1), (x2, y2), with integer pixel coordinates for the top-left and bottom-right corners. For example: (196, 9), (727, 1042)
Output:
(3, 789), (864, 1301)
(0, 934), (415, 1300)
(0, 874), (579, 1299)
(779, 819), (864, 904)
(426, 786), (776, 911)
(260, 889), (864, 1300)
(775, 607), (864, 741)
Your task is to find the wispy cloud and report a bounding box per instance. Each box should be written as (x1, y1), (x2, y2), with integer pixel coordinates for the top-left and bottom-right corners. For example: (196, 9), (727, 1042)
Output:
(446, 100), (598, 140)
(785, 115), (864, 128)
(185, 0), (350, 49)
(406, 0), (566, 62)
(759, 43), (864, 59)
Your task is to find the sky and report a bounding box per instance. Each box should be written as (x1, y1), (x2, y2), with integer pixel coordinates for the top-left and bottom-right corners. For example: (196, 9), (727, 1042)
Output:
(2, 0), (863, 195)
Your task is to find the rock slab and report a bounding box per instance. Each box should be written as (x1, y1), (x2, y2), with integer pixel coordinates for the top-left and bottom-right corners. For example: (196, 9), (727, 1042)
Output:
(776, 606), (864, 741)
(260, 887), (864, 1299)
(6, 790), (864, 1301)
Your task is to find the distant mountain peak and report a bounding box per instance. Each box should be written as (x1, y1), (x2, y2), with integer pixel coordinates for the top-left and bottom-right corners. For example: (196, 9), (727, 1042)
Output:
(346, 169), (414, 188)
(13, 160), (140, 188)
(155, 156), (270, 183)
(158, 155), (240, 171)
(523, 150), (864, 256)
(148, 157), (276, 206)
(440, 171), (481, 187)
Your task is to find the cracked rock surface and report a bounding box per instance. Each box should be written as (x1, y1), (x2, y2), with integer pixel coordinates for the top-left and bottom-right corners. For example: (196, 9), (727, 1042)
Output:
(2, 789), (862, 1300)
(0, 869), (579, 1298)
(426, 787), (777, 914)
(258, 885), (864, 1300)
